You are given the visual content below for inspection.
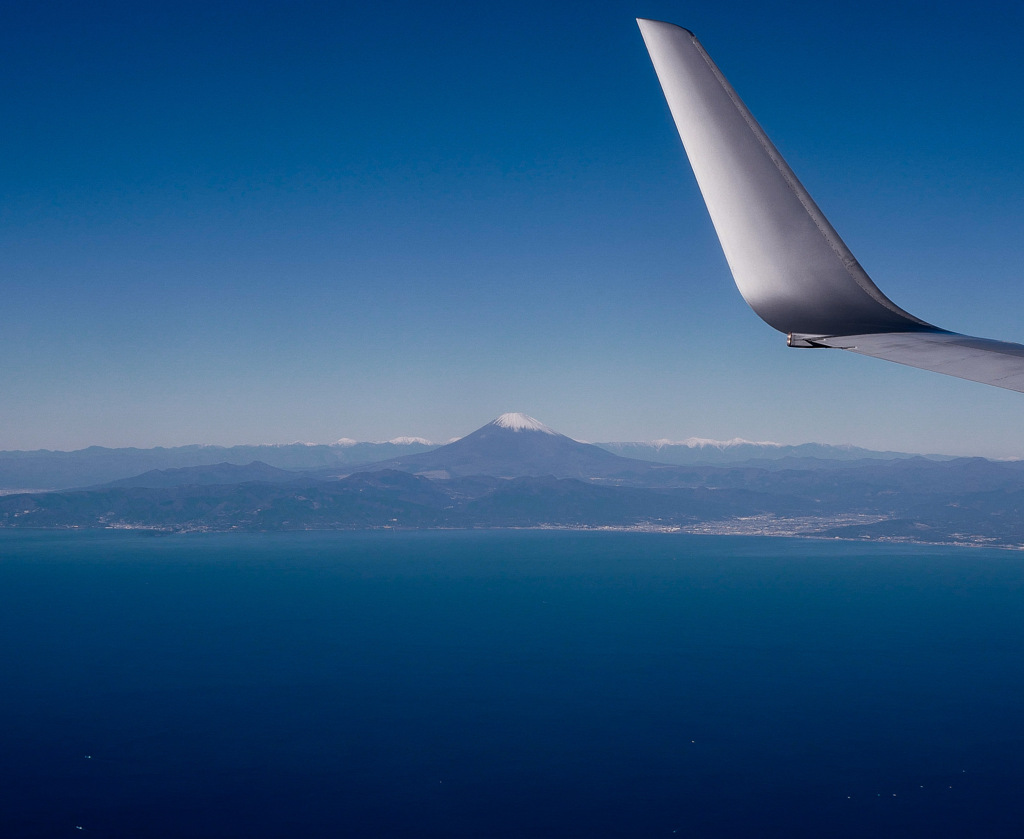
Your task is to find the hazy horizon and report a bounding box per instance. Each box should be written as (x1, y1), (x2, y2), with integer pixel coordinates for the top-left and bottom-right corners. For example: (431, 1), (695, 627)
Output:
(0, 410), (990, 460)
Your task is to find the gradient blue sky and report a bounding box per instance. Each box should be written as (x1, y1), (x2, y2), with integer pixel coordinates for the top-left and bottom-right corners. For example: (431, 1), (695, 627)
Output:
(4, 0), (1023, 455)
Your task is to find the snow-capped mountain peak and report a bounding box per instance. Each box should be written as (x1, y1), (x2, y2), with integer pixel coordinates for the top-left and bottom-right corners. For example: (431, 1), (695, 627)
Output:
(490, 413), (556, 434)
(650, 437), (783, 450)
(386, 436), (434, 446)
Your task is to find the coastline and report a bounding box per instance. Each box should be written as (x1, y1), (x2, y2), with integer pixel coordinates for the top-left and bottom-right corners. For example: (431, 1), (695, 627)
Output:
(4, 515), (1021, 551)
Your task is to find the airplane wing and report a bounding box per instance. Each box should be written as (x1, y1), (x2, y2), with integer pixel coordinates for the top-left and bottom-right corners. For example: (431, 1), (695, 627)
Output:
(637, 18), (1024, 393)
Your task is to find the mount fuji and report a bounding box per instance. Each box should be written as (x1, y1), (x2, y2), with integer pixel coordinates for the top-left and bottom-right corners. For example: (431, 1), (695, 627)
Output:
(348, 413), (657, 480)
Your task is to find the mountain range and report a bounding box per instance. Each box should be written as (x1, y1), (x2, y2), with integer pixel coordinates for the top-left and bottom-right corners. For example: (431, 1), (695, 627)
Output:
(0, 413), (946, 491)
(1, 413), (1022, 547)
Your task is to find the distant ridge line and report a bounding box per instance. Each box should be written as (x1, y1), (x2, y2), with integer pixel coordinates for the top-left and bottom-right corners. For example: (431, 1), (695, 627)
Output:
(644, 437), (783, 450)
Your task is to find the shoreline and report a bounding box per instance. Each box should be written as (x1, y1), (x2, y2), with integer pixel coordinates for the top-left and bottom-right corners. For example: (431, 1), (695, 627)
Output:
(3, 518), (1021, 551)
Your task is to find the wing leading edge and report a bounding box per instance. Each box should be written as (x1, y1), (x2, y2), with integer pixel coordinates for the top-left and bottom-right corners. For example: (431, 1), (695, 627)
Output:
(637, 18), (1024, 393)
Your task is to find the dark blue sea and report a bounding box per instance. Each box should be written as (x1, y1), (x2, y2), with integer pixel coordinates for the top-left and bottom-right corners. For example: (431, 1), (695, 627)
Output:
(3, 530), (1024, 837)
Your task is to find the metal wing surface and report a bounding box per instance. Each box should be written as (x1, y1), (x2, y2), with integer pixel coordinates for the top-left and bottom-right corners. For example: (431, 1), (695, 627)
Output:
(637, 18), (1024, 393)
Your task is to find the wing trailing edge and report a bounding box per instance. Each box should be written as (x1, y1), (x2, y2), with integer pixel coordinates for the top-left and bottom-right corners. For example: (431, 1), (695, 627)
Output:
(637, 18), (1024, 394)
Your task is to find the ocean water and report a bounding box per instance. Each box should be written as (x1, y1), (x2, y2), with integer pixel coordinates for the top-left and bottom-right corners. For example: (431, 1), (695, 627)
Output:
(2, 530), (1024, 838)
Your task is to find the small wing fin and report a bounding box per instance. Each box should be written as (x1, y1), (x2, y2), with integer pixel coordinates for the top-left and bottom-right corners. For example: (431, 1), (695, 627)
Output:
(638, 18), (1024, 393)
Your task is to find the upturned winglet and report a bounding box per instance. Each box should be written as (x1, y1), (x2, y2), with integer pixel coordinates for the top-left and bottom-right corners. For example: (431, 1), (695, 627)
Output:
(638, 18), (1024, 393)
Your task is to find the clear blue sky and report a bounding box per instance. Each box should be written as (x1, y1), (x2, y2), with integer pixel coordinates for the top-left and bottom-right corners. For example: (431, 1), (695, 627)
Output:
(3, 0), (1023, 455)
